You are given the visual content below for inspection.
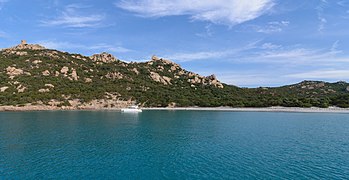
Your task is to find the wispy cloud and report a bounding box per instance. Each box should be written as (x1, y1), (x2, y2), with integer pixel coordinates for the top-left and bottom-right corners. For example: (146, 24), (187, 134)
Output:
(237, 20), (289, 34)
(261, 43), (281, 49)
(255, 21), (290, 33)
(165, 39), (348, 66)
(220, 41), (349, 86)
(89, 44), (132, 53)
(218, 68), (349, 87)
(0, 30), (7, 38)
(258, 48), (319, 59)
(242, 40), (345, 65)
(285, 70), (349, 79)
(196, 24), (214, 38)
(164, 41), (259, 62)
(337, 0), (349, 7)
(316, 0), (328, 32)
(36, 41), (83, 50)
(36, 40), (132, 54)
(217, 72), (288, 87)
(116, 0), (275, 26)
(0, 0), (9, 10)
(41, 4), (105, 28)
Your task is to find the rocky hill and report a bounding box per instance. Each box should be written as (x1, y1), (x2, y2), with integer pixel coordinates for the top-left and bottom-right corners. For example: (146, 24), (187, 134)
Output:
(0, 41), (348, 109)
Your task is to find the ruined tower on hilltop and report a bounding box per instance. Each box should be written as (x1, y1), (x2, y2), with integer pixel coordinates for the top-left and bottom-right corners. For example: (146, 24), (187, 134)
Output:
(21, 40), (27, 45)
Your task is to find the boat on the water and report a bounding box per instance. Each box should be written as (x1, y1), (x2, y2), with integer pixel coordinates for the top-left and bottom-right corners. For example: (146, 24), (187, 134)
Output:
(121, 105), (142, 113)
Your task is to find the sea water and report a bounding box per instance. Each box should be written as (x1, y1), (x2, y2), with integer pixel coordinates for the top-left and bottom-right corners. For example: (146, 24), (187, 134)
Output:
(1, 110), (349, 179)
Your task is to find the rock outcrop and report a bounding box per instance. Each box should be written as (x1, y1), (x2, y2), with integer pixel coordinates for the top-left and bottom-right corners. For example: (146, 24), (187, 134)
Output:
(45, 84), (55, 88)
(6, 66), (24, 79)
(71, 69), (79, 81)
(33, 60), (42, 64)
(150, 55), (181, 70)
(106, 72), (123, 80)
(85, 78), (93, 83)
(0, 87), (9, 92)
(150, 72), (172, 85)
(206, 74), (224, 88)
(38, 89), (50, 93)
(148, 56), (223, 88)
(90, 52), (117, 63)
(17, 85), (26, 93)
(3, 40), (45, 51)
(60, 66), (69, 75)
(42, 70), (50, 76)
(299, 81), (325, 90)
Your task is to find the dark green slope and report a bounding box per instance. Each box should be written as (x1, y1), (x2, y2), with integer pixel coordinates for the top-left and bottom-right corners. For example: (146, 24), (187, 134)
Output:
(0, 44), (348, 108)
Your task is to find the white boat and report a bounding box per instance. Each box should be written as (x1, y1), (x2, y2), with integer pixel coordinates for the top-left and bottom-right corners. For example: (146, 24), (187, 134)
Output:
(121, 105), (142, 113)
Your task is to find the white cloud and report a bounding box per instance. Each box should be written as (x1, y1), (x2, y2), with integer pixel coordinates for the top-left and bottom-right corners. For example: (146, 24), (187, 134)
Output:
(249, 47), (344, 65)
(238, 20), (289, 34)
(255, 21), (290, 33)
(337, 0), (349, 7)
(35, 40), (132, 54)
(167, 51), (230, 62)
(89, 43), (132, 53)
(37, 41), (83, 50)
(316, 0), (328, 32)
(285, 70), (349, 79)
(164, 41), (259, 62)
(217, 73), (284, 87)
(261, 43), (281, 49)
(259, 48), (318, 59)
(165, 40), (348, 66)
(196, 24), (213, 38)
(219, 69), (349, 87)
(41, 4), (105, 28)
(0, 0), (9, 10)
(0, 31), (7, 38)
(117, 0), (275, 25)
(243, 40), (346, 65)
(330, 40), (342, 54)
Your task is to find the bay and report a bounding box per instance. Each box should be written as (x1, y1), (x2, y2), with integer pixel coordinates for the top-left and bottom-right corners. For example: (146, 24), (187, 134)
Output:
(1, 110), (349, 179)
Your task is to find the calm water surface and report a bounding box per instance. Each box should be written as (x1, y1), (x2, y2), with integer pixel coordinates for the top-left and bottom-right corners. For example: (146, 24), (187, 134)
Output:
(1, 110), (349, 179)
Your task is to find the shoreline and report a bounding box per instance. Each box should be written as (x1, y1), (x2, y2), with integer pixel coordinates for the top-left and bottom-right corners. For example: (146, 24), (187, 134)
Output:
(1, 105), (349, 113)
(142, 107), (349, 113)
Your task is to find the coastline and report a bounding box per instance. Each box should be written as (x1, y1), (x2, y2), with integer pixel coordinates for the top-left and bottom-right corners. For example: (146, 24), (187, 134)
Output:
(142, 106), (349, 113)
(1, 105), (349, 113)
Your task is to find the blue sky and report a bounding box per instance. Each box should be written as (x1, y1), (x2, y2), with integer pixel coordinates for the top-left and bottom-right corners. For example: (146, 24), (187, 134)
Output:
(1, 0), (349, 87)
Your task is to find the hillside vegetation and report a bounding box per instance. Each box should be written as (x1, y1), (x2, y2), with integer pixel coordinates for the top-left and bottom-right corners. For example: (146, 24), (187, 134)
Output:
(1, 41), (349, 109)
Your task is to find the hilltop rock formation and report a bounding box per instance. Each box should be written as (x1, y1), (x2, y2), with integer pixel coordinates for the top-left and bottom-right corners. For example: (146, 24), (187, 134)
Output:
(6, 40), (45, 51)
(148, 55), (223, 88)
(299, 81), (325, 90)
(1, 40), (45, 57)
(206, 74), (224, 88)
(150, 55), (181, 68)
(90, 52), (117, 63)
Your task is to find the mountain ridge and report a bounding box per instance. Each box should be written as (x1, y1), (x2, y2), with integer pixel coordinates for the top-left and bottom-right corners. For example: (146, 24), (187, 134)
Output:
(0, 41), (349, 109)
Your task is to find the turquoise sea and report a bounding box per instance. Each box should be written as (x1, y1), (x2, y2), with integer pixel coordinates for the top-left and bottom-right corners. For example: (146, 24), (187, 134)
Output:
(1, 110), (349, 179)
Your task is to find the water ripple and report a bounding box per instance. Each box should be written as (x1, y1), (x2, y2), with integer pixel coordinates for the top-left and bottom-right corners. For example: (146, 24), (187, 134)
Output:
(1, 111), (349, 179)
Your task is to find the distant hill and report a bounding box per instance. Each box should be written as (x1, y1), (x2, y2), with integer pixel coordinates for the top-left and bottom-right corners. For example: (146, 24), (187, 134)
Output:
(0, 41), (349, 109)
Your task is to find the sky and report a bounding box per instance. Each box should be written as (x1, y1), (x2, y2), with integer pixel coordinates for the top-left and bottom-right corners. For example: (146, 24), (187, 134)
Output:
(1, 0), (349, 87)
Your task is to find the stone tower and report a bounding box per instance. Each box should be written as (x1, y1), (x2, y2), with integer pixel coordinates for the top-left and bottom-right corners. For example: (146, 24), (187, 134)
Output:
(21, 40), (27, 45)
